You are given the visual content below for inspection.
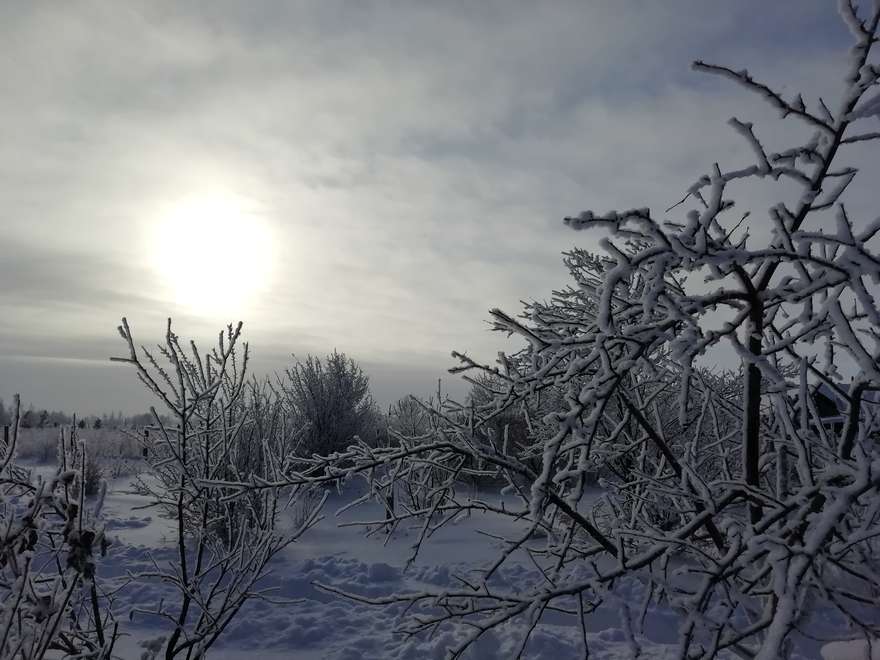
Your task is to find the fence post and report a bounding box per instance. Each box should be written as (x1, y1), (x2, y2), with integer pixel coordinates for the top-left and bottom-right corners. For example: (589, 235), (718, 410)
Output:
(142, 428), (149, 459)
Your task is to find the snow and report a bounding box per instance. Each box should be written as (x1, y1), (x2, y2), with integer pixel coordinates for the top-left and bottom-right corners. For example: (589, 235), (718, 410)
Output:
(70, 473), (856, 659)
(88, 477), (655, 658)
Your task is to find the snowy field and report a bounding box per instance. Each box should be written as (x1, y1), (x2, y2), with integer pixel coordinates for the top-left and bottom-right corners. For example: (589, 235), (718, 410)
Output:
(28, 466), (855, 660)
(101, 482), (676, 659)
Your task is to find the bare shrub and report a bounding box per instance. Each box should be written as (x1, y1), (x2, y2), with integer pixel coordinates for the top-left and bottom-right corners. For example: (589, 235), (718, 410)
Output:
(82, 449), (104, 497)
(0, 396), (116, 658)
(280, 351), (381, 455)
(112, 318), (325, 658)
(15, 427), (144, 466)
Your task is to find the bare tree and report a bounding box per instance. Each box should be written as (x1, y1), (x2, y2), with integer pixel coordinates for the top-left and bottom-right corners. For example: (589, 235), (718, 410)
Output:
(216, 4), (880, 658)
(112, 318), (325, 659)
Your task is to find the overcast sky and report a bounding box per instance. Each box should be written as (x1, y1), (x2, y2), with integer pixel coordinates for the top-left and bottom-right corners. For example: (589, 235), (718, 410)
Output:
(0, 0), (873, 415)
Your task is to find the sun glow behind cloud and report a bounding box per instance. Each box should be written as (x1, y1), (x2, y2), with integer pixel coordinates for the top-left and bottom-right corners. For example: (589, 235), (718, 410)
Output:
(150, 194), (275, 318)
(0, 0), (860, 414)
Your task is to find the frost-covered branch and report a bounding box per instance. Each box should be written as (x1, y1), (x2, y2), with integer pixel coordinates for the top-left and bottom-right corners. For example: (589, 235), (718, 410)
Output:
(0, 396), (117, 659)
(111, 319), (325, 658)
(205, 4), (880, 657)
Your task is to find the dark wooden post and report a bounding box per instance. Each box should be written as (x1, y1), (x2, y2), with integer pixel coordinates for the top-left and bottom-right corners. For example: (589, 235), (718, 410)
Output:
(142, 428), (149, 459)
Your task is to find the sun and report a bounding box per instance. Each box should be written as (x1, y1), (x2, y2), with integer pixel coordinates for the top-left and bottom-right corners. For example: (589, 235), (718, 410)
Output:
(151, 194), (275, 317)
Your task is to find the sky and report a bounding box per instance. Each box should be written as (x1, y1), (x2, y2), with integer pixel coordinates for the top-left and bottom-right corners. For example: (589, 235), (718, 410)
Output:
(0, 0), (873, 415)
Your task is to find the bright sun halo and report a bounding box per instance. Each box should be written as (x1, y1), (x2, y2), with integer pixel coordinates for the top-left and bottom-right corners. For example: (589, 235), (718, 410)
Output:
(152, 195), (274, 316)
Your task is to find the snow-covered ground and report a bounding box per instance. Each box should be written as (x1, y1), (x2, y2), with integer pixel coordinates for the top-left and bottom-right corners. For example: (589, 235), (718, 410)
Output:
(69, 471), (868, 659)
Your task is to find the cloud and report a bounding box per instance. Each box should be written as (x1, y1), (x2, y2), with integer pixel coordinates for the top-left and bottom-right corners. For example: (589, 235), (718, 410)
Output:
(0, 0), (872, 411)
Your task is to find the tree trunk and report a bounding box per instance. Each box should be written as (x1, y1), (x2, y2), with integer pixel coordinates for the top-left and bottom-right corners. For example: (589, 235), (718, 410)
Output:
(743, 301), (763, 524)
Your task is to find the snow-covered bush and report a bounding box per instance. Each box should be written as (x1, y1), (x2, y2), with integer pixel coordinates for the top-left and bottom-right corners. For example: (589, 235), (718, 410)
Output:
(279, 350), (382, 455)
(80, 448), (104, 497)
(0, 395), (116, 659)
(112, 318), (325, 658)
(16, 428), (144, 466)
(252, 4), (880, 658)
(14, 428), (59, 464)
(387, 396), (431, 438)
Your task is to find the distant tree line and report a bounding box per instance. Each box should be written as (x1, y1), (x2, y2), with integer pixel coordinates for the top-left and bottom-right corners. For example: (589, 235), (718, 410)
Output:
(0, 398), (161, 430)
